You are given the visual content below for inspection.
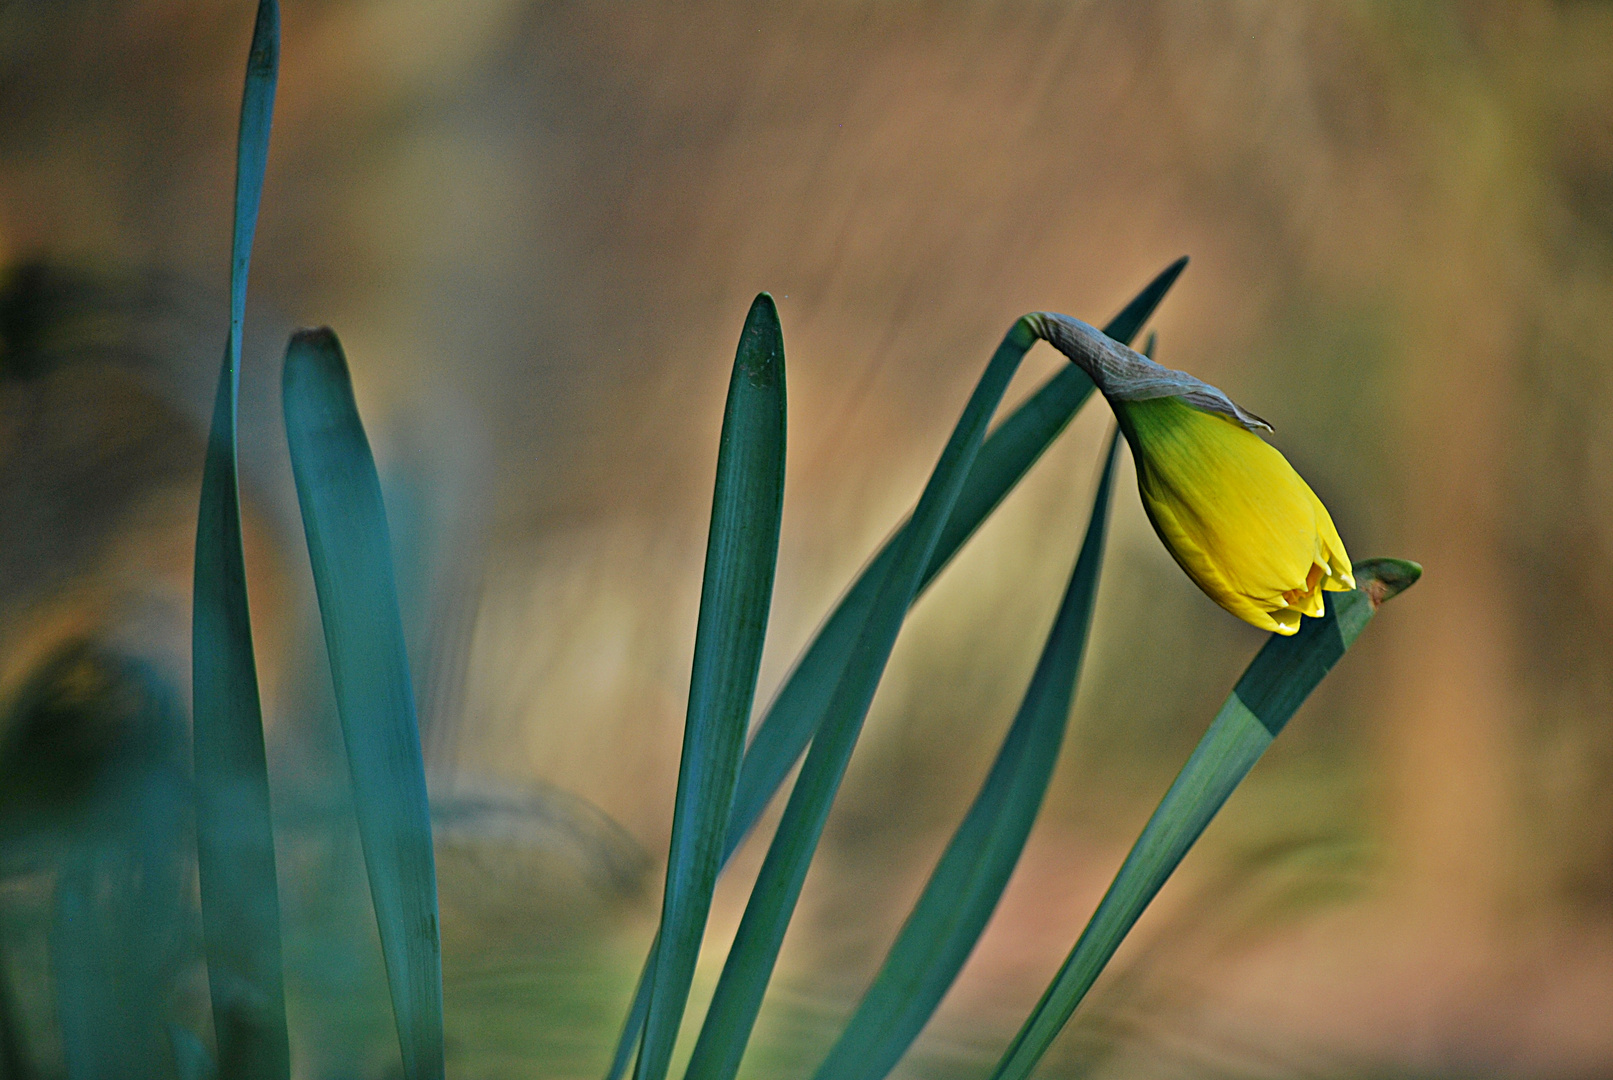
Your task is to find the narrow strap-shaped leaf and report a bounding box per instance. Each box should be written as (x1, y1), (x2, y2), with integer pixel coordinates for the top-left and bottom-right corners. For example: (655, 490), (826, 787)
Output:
(812, 430), (1122, 1080)
(682, 317), (1039, 1080)
(603, 259), (1186, 1080)
(636, 296), (788, 1080)
(987, 558), (1422, 1080)
(725, 257), (1187, 857)
(283, 329), (445, 1080)
(190, 3), (288, 1077)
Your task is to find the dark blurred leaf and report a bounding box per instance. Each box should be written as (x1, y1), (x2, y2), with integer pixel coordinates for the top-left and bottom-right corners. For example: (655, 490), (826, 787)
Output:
(604, 259), (1185, 1080)
(812, 430), (1122, 1080)
(166, 1026), (214, 1080)
(0, 263), (103, 382)
(0, 642), (182, 845)
(189, 3), (288, 1078)
(283, 328), (444, 1080)
(1, 643), (188, 1080)
(0, 940), (30, 1080)
(987, 559), (1422, 1080)
(51, 853), (117, 1080)
(636, 296), (788, 1080)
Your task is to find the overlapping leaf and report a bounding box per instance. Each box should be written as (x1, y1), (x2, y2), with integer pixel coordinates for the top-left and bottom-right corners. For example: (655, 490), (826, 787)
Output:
(681, 314), (1042, 1080)
(189, 3), (288, 1077)
(812, 427), (1122, 1080)
(604, 259), (1186, 1080)
(987, 559), (1422, 1080)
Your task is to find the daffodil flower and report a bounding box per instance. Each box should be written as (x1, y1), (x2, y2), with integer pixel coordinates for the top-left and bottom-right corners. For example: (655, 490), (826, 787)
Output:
(1026, 312), (1353, 635)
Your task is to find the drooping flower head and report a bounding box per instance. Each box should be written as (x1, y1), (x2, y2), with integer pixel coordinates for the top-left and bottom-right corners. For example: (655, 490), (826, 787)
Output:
(1026, 313), (1353, 635)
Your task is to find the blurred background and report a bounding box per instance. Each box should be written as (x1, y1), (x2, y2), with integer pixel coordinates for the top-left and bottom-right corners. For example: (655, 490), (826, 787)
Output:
(2, 1), (1612, 1077)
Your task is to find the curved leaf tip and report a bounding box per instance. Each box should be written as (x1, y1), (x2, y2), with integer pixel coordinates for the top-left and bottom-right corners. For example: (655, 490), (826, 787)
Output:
(284, 326), (342, 378)
(283, 324), (445, 1079)
(289, 325), (339, 350)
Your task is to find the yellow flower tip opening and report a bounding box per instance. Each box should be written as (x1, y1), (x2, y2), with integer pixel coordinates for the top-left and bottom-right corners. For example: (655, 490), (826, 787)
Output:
(1114, 395), (1353, 636)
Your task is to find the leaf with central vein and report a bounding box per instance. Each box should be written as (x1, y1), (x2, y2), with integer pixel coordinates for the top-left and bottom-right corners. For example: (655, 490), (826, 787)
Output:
(635, 295), (788, 1080)
(284, 329), (444, 1080)
(812, 429), (1122, 1080)
(190, 3), (288, 1078)
(987, 558), (1422, 1080)
(681, 316), (1039, 1080)
(603, 258), (1185, 1080)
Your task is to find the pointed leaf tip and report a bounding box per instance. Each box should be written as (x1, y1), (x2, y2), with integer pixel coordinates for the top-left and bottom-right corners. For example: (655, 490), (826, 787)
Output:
(247, 0), (279, 77)
(1355, 558), (1421, 607)
(632, 296), (786, 1080)
(736, 294), (783, 386)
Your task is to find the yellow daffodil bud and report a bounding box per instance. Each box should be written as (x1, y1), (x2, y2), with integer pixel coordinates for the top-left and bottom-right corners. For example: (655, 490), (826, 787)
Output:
(1025, 312), (1353, 635)
(1112, 395), (1353, 634)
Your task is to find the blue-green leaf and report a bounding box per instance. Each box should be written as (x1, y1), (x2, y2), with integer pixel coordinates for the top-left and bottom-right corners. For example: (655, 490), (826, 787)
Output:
(0, 942), (30, 1080)
(987, 559), (1422, 1080)
(682, 317), (1040, 1080)
(283, 329), (444, 1080)
(724, 258), (1186, 857)
(51, 853), (114, 1080)
(636, 296), (788, 1080)
(812, 430), (1122, 1080)
(52, 826), (186, 1080)
(167, 1026), (216, 1080)
(12, 643), (187, 1079)
(603, 259), (1185, 1080)
(190, 3), (288, 1077)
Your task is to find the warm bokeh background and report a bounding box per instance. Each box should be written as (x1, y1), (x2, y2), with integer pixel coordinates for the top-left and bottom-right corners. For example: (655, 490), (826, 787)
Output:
(3, 2), (1612, 1077)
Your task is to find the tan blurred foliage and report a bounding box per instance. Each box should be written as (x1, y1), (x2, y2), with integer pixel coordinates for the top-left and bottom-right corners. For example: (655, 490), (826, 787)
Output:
(4, 1), (1613, 1076)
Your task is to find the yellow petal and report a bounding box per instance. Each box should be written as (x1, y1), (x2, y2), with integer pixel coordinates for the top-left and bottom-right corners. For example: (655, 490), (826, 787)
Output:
(1269, 607), (1304, 635)
(1115, 395), (1352, 634)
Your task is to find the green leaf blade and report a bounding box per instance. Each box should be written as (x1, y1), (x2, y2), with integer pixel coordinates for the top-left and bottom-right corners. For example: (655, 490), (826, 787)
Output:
(681, 317), (1039, 1080)
(723, 257), (1186, 857)
(189, 3), (288, 1077)
(812, 431), (1122, 1080)
(228, 0), (277, 368)
(635, 295), (788, 1080)
(988, 560), (1421, 1080)
(603, 259), (1186, 1080)
(283, 329), (444, 1080)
